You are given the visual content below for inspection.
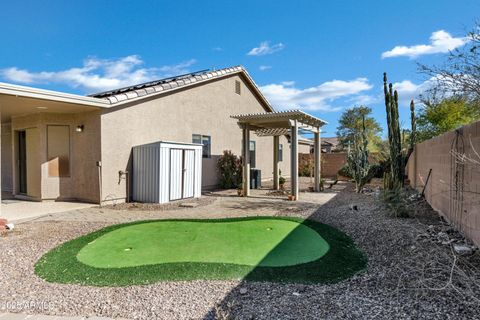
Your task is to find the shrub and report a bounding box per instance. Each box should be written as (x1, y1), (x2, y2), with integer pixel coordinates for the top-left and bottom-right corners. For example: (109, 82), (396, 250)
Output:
(338, 165), (352, 178)
(217, 150), (242, 189)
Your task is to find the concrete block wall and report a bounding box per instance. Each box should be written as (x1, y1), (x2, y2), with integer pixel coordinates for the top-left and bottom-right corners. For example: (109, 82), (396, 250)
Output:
(407, 120), (480, 246)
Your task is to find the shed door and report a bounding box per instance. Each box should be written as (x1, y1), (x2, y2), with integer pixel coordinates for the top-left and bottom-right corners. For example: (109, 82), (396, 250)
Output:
(183, 150), (195, 198)
(169, 149), (183, 201)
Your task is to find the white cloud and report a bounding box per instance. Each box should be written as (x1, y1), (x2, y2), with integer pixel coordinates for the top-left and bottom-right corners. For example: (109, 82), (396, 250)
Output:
(247, 41), (285, 56)
(260, 78), (373, 112)
(382, 30), (469, 59)
(212, 47), (223, 52)
(259, 65), (272, 71)
(0, 55), (197, 93)
(386, 78), (435, 106)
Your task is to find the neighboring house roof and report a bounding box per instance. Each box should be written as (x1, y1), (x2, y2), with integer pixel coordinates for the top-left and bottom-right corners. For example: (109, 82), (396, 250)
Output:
(321, 137), (340, 147)
(89, 66), (274, 112)
(299, 137), (314, 145)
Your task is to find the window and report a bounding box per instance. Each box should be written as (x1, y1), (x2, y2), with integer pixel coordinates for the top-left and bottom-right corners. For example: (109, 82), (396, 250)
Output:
(47, 125), (70, 177)
(249, 140), (256, 168)
(235, 80), (241, 95)
(278, 144), (283, 162)
(193, 134), (211, 158)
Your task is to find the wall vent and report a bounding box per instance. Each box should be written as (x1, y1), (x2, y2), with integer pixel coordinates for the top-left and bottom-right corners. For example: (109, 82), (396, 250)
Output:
(235, 80), (241, 95)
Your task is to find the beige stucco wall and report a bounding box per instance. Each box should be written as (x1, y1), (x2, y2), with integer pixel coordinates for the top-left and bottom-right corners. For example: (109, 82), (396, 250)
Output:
(10, 111), (101, 203)
(406, 120), (480, 246)
(100, 74), (293, 202)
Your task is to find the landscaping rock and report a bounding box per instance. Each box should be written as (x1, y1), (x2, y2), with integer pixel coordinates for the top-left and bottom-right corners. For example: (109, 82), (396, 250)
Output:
(1, 181), (479, 320)
(453, 243), (476, 256)
(179, 202), (198, 208)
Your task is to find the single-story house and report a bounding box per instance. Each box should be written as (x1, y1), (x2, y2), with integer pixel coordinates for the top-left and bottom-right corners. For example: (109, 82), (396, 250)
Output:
(0, 66), (319, 205)
(321, 137), (341, 153)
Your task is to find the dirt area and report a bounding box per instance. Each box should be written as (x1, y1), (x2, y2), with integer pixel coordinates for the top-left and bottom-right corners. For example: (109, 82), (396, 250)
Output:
(102, 196), (215, 211)
(1, 182), (479, 319)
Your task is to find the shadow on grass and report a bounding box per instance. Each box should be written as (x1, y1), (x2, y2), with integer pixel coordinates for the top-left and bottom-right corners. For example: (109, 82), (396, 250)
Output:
(202, 186), (367, 319)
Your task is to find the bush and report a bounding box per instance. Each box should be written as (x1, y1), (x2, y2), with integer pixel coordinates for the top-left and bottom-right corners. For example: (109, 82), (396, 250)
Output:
(338, 165), (352, 178)
(217, 150), (242, 189)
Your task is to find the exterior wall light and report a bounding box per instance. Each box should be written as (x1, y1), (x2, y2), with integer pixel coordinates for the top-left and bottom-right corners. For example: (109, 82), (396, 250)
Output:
(75, 125), (84, 132)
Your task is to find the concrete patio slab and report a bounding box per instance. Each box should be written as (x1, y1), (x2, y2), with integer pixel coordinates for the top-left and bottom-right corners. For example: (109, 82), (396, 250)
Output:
(1, 199), (96, 223)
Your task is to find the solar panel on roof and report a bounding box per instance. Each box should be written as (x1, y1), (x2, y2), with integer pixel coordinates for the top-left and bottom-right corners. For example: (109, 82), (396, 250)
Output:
(88, 69), (210, 98)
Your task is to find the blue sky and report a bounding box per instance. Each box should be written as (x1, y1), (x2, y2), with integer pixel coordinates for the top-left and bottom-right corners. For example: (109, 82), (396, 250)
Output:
(1, 0), (479, 137)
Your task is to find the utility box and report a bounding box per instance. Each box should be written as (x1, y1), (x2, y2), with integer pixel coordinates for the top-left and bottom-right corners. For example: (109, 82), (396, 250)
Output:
(132, 141), (203, 203)
(250, 169), (262, 189)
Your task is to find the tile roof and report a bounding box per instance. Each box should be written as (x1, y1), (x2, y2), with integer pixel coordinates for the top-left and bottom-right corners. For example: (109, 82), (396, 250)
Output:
(89, 66), (269, 107)
(322, 137), (340, 146)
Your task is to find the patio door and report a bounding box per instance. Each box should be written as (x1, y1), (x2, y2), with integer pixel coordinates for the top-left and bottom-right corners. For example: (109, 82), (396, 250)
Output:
(17, 131), (27, 194)
(16, 128), (41, 198)
(169, 149), (195, 201)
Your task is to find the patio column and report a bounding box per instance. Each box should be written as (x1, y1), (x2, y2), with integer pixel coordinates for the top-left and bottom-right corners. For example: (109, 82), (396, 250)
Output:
(290, 120), (298, 200)
(314, 130), (321, 192)
(242, 124), (250, 197)
(273, 135), (279, 190)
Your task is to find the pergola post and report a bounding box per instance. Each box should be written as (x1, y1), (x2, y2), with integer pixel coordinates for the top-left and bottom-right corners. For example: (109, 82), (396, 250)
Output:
(314, 130), (321, 192)
(290, 120), (298, 200)
(273, 135), (279, 190)
(242, 124), (250, 197)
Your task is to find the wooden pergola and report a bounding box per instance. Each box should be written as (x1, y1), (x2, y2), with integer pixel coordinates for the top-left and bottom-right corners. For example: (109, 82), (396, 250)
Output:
(231, 110), (327, 200)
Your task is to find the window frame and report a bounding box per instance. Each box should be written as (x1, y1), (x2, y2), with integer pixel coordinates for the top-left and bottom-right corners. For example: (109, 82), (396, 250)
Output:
(249, 140), (256, 168)
(278, 143), (283, 162)
(192, 134), (211, 158)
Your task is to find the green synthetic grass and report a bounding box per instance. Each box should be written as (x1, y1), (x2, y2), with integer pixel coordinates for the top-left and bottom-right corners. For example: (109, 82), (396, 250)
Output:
(35, 217), (367, 286)
(77, 219), (329, 268)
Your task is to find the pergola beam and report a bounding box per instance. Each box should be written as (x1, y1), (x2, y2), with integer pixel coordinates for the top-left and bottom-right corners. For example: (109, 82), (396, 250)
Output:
(231, 110), (327, 201)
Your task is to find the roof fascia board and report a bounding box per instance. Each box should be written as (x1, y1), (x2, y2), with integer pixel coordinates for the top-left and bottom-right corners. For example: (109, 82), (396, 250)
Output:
(0, 82), (110, 108)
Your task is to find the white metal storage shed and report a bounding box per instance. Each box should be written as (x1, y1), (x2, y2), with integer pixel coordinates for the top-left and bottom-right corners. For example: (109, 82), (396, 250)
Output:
(132, 141), (203, 203)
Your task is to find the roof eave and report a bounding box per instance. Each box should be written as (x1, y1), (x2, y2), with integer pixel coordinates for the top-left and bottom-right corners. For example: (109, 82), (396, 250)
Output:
(0, 82), (110, 108)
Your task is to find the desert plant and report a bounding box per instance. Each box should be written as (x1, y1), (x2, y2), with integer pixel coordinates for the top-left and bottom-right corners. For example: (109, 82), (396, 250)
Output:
(346, 115), (371, 192)
(299, 156), (314, 177)
(383, 72), (404, 190)
(338, 164), (352, 179)
(217, 150), (242, 189)
(279, 175), (286, 189)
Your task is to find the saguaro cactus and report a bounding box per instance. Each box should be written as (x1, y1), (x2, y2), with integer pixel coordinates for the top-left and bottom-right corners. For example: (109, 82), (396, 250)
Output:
(383, 73), (404, 189)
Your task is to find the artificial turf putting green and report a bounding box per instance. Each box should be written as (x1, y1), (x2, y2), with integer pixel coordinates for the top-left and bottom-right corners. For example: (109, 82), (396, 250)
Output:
(77, 219), (329, 268)
(35, 217), (367, 286)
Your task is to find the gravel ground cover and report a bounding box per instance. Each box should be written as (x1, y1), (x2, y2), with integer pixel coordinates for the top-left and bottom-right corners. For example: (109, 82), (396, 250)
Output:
(1, 183), (479, 319)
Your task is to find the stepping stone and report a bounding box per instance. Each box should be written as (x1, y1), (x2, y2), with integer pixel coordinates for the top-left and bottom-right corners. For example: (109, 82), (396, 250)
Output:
(180, 203), (198, 208)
